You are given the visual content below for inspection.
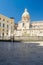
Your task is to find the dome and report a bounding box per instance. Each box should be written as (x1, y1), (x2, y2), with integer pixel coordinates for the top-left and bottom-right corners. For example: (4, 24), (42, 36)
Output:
(22, 8), (30, 17)
(22, 8), (30, 22)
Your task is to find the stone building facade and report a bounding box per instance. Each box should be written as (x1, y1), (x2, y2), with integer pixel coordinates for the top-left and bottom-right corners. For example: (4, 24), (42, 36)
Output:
(0, 14), (14, 40)
(14, 8), (43, 37)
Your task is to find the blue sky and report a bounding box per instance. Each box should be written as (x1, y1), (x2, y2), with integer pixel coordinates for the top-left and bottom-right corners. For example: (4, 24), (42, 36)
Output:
(0, 0), (43, 23)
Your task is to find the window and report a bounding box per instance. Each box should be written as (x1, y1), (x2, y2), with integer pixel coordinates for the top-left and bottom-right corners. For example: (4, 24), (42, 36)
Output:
(3, 19), (5, 21)
(0, 18), (1, 20)
(3, 23), (5, 27)
(11, 22), (12, 24)
(0, 23), (1, 27)
(3, 29), (4, 31)
(23, 23), (24, 27)
(11, 26), (12, 32)
(30, 24), (32, 28)
(2, 33), (4, 37)
(7, 25), (9, 28)
(0, 33), (1, 37)
(7, 30), (8, 32)
(40, 31), (42, 33)
(7, 21), (9, 22)
(7, 33), (8, 35)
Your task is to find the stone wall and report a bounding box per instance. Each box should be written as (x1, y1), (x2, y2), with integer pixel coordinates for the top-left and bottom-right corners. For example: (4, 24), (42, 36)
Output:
(14, 36), (43, 41)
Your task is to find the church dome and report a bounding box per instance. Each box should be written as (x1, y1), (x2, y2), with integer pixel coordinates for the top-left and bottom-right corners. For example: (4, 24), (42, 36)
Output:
(22, 8), (30, 22)
(22, 8), (30, 17)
